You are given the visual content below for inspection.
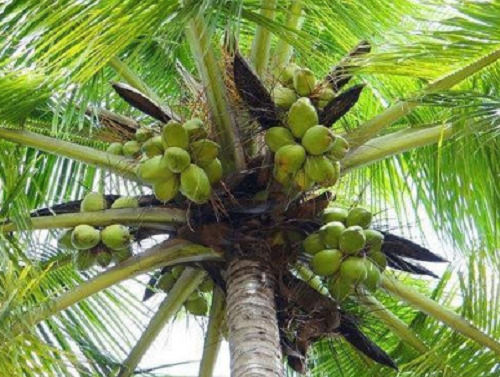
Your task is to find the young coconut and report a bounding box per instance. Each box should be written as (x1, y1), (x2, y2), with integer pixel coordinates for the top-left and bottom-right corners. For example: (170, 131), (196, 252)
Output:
(202, 158), (223, 185)
(58, 229), (74, 250)
(265, 127), (296, 153)
(106, 142), (123, 155)
(340, 256), (367, 284)
(142, 136), (165, 158)
(101, 224), (131, 250)
(319, 221), (346, 249)
(111, 196), (139, 209)
(287, 97), (318, 138)
(153, 175), (180, 202)
(304, 156), (339, 186)
(328, 135), (350, 160)
(73, 249), (96, 271)
(339, 225), (366, 255)
(135, 127), (154, 142)
(190, 139), (220, 167)
(180, 164), (212, 204)
(274, 144), (306, 174)
(364, 229), (384, 252)
(363, 260), (381, 291)
(171, 265), (184, 279)
(322, 207), (349, 224)
(293, 68), (316, 96)
(301, 125), (335, 155)
(311, 249), (343, 276)
(370, 251), (387, 270)
(271, 86), (297, 109)
(273, 166), (293, 187)
(113, 247), (133, 263)
(71, 225), (101, 250)
(156, 272), (176, 292)
(81, 192), (107, 212)
(303, 233), (326, 255)
(183, 118), (207, 141)
(277, 63), (299, 87)
(346, 207), (372, 228)
(163, 147), (191, 173)
(199, 278), (214, 293)
(185, 296), (208, 316)
(162, 121), (189, 149)
(137, 155), (173, 184)
(316, 87), (335, 109)
(123, 140), (141, 157)
(293, 168), (314, 191)
(96, 249), (113, 268)
(328, 276), (353, 302)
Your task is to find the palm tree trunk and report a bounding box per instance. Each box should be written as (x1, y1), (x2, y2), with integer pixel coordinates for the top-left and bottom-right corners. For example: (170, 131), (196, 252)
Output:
(226, 257), (283, 377)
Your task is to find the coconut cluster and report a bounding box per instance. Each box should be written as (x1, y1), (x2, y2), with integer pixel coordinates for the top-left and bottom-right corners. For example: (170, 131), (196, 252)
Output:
(58, 192), (136, 270)
(155, 266), (214, 316)
(107, 118), (222, 204)
(266, 65), (350, 191)
(303, 206), (387, 301)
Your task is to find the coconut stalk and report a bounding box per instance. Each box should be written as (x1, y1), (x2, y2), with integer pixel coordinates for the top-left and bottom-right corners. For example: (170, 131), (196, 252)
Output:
(295, 262), (329, 296)
(184, 13), (246, 173)
(357, 291), (429, 353)
(250, 0), (277, 77)
(348, 48), (500, 148)
(117, 268), (207, 377)
(14, 240), (221, 334)
(198, 286), (226, 377)
(0, 207), (186, 233)
(226, 257), (284, 377)
(0, 128), (138, 180)
(274, 0), (303, 68)
(381, 275), (500, 357)
(341, 124), (454, 172)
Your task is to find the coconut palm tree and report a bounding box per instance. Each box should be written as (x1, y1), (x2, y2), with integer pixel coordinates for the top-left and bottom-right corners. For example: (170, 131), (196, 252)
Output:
(0, 0), (498, 376)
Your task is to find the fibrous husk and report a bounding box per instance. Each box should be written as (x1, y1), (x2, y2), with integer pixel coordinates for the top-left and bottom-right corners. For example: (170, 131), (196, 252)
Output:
(185, 296), (208, 316)
(327, 135), (350, 160)
(162, 120), (189, 149)
(111, 196), (139, 209)
(293, 168), (313, 191)
(339, 225), (366, 254)
(142, 136), (165, 158)
(58, 229), (74, 250)
(370, 251), (387, 270)
(135, 127), (154, 142)
(301, 125), (335, 155)
(183, 118), (207, 141)
(304, 156), (339, 186)
(106, 142), (123, 155)
(322, 207), (348, 223)
(272, 86), (297, 109)
(265, 127), (296, 153)
(340, 256), (367, 283)
(164, 147), (191, 173)
(71, 225), (101, 250)
(363, 260), (381, 291)
(157, 272), (176, 292)
(311, 249), (343, 276)
(277, 63), (299, 87)
(287, 97), (318, 138)
(302, 233), (325, 255)
(275, 144), (306, 174)
(202, 158), (223, 185)
(123, 140), (141, 157)
(73, 249), (96, 271)
(328, 276), (352, 301)
(364, 229), (384, 252)
(137, 155), (173, 184)
(96, 249), (113, 268)
(346, 207), (372, 228)
(113, 247), (133, 263)
(190, 139), (220, 167)
(180, 164), (212, 204)
(101, 224), (131, 250)
(153, 175), (180, 202)
(81, 192), (107, 212)
(319, 221), (345, 249)
(293, 68), (316, 96)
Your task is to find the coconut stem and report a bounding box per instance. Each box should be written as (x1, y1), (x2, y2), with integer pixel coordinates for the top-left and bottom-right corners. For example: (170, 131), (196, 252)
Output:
(14, 240), (221, 335)
(381, 275), (500, 357)
(185, 14), (246, 173)
(198, 287), (226, 377)
(0, 128), (138, 180)
(348, 48), (500, 148)
(341, 124), (453, 172)
(0, 207), (187, 233)
(250, 0), (278, 77)
(274, 0), (303, 68)
(294, 262), (329, 296)
(117, 268), (207, 377)
(357, 290), (429, 353)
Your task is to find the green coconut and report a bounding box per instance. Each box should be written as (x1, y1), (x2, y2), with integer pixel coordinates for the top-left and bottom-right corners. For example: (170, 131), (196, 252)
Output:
(316, 87), (335, 109)
(311, 249), (343, 276)
(73, 250), (96, 271)
(340, 257), (367, 284)
(71, 225), (101, 250)
(322, 207), (349, 224)
(363, 260), (381, 291)
(293, 168), (314, 191)
(190, 139), (220, 167)
(303, 233), (325, 255)
(135, 127), (154, 142)
(328, 135), (350, 160)
(277, 63), (299, 86)
(301, 125), (335, 155)
(142, 136), (165, 158)
(183, 118), (207, 141)
(157, 272), (176, 292)
(346, 207), (372, 228)
(272, 86), (297, 109)
(106, 142), (123, 155)
(153, 175), (180, 202)
(328, 276), (352, 302)
(287, 97), (318, 138)
(111, 196), (139, 209)
(162, 121), (189, 149)
(370, 251), (387, 270)
(123, 140), (141, 157)
(293, 68), (316, 96)
(272, 166), (293, 187)
(96, 250), (113, 268)
(137, 155), (173, 184)
(364, 229), (384, 252)
(180, 164), (212, 204)
(81, 192), (107, 212)
(113, 248), (133, 263)
(199, 278), (214, 293)
(339, 225), (366, 255)
(319, 221), (346, 249)
(304, 156), (339, 186)
(265, 127), (296, 153)
(171, 265), (184, 279)
(163, 146), (191, 173)
(202, 158), (223, 185)
(185, 296), (208, 316)
(274, 144), (306, 174)
(101, 224), (131, 250)
(58, 229), (74, 250)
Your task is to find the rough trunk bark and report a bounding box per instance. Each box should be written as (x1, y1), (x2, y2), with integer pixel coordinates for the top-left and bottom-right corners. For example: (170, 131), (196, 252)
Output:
(226, 258), (284, 377)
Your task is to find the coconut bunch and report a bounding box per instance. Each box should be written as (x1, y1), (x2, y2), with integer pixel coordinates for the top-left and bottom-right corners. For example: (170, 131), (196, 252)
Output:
(108, 118), (222, 204)
(155, 266), (214, 316)
(302, 206), (386, 301)
(58, 192), (136, 270)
